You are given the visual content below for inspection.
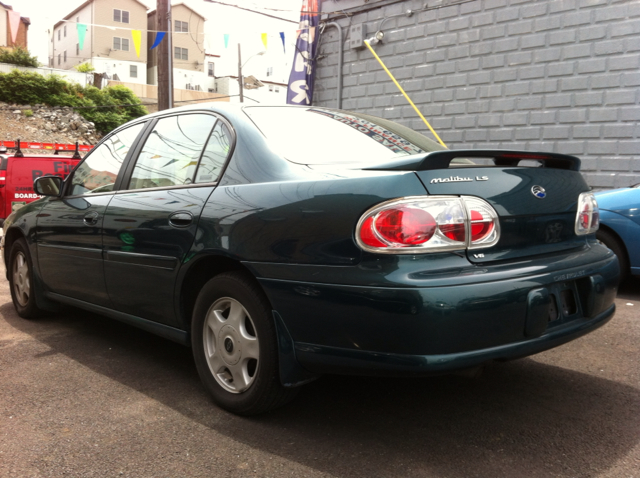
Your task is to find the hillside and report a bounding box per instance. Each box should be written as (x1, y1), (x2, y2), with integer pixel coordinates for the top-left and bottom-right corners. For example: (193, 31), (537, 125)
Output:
(0, 102), (102, 151)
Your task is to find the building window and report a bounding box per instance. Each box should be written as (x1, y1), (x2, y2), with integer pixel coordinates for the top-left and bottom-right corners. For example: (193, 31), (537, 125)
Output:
(174, 47), (188, 60)
(57, 29), (61, 41)
(64, 26), (67, 37)
(208, 63), (214, 77)
(266, 66), (273, 77)
(64, 51), (67, 62)
(269, 85), (273, 92)
(58, 54), (61, 65)
(76, 16), (79, 23)
(113, 37), (130, 51)
(76, 43), (79, 55)
(130, 65), (137, 78)
(114, 9), (129, 23)
(175, 20), (188, 32)
(275, 87), (280, 93)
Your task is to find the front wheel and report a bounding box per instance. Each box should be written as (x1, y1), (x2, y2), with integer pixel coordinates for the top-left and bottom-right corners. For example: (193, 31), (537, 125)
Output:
(9, 238), (45, 319)
(191, 271), (298, 415)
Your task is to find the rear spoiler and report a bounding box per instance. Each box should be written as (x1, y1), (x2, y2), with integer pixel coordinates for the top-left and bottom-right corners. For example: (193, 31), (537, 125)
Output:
(364, 150), (581, 172)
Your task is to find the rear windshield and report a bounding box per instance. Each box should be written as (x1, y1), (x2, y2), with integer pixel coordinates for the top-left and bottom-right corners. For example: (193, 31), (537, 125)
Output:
(243, 106), (445, 166)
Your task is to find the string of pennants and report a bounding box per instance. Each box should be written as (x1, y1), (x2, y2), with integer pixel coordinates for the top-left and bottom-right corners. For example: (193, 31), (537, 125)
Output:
(62, 19), (294, 58)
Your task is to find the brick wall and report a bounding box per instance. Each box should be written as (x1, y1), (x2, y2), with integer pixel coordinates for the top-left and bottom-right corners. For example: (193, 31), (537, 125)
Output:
(314, 0), (640, 188)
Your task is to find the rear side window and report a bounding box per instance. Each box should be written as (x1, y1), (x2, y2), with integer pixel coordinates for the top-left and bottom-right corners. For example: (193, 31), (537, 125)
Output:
(195, 121), (232, 183)
(70, 122), (145, 195)
(128, 114), (216, 190)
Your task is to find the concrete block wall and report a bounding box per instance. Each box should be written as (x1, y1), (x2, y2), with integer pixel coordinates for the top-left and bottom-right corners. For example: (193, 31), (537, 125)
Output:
(314, 0), (640, 188)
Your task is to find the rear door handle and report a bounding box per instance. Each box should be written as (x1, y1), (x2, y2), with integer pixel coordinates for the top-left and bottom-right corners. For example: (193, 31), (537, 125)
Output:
(169, 211), (193, 228)
(83, 211), (99, 226)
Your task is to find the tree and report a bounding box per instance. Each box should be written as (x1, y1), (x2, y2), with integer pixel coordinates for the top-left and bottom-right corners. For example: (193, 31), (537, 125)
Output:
(0, 46), (39, 68)
(74, 62), (96, 73)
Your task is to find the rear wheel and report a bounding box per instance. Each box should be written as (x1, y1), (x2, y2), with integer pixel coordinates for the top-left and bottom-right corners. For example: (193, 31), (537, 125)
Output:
(597, 229), (629, 283)
(9, 238), (45, 319)
(191, 271), (298, 415)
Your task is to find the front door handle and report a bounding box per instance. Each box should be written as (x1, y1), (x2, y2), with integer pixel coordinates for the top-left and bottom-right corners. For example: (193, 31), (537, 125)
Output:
(169, 211), (193, 228)
(83, 211), (99, 226)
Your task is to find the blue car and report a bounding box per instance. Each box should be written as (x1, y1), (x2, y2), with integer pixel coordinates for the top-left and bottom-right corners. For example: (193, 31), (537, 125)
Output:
(595, 184), (640, 282)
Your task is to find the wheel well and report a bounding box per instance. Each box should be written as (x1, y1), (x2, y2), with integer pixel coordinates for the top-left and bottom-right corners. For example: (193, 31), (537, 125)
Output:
(179, 255), (267, 335)
(2, 228), (25, 272)
(598, 225), (629, 259)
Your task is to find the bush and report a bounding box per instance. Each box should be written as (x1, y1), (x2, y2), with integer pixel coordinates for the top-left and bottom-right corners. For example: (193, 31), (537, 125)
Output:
(23, 109), (33, 117)
(0, 46), (39, 68)
(0, 69), (148, 133)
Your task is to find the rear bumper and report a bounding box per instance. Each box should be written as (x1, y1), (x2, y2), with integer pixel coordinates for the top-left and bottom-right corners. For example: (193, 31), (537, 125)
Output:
(293, 304), (614, 376)
(253, 243), (619, 376)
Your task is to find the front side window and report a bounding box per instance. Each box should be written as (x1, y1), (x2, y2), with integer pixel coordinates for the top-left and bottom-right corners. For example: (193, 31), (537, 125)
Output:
(70, 122), (145, 195)
(128, 114), (217, 190)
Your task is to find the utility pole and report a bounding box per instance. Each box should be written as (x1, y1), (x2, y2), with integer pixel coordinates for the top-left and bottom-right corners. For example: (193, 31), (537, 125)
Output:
(157, 0), (170, 110)
(237, 43), (243, 103)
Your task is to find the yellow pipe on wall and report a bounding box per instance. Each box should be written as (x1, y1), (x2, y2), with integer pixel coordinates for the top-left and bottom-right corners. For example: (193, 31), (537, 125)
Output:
(364, 40), (448, 149)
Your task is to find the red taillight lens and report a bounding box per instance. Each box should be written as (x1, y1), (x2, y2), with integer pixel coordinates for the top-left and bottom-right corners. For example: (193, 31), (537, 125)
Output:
(439, 223), (465, 242)
(356, 196), (500, 253)
(470, 209), (495, 241)
(375, 207), (436, 245)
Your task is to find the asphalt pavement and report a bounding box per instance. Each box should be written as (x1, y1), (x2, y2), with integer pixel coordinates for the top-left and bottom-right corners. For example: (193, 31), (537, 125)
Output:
(0, 276), (638, 478)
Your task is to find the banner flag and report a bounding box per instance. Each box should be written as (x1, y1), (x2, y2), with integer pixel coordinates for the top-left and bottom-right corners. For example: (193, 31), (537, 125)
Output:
(279, 32), (285, 53)
(261, 33), (268, 50)
(77, 23), (87, 50)
(150, 32), (165, 50)
(131, 30), (141, 57)
(224, 34), (230, 48)
(286, 0), (320, 105)
(8, 10), (21, 45)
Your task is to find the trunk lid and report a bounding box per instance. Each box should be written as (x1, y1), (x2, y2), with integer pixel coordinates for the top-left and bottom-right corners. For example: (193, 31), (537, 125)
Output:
(408, 151), (588, 263)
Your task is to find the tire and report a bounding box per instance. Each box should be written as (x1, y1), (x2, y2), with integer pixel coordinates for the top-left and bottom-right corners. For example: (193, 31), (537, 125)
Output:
(9, 238), (45, 319)
(597, 229), (629, 283)
(191, 271), (298, 415)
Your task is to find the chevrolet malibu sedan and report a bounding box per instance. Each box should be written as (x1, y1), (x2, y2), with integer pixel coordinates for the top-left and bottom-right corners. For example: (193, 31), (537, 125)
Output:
(2, 104), (618, 415)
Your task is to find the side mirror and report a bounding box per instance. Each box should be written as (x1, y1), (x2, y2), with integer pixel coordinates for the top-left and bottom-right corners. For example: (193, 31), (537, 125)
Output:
(34, 175), (63, 197)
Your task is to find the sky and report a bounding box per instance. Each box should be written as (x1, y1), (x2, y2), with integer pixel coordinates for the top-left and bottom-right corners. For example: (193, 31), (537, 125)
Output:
(9, 0), (303, 82)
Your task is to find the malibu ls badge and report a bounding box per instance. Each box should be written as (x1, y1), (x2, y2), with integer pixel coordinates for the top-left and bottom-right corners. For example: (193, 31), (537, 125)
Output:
(430, 176), (489, 184)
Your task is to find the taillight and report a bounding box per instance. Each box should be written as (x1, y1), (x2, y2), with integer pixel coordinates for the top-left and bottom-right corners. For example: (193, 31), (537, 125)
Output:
(356, 196), (500, 253)
(574, 192), (599, 235)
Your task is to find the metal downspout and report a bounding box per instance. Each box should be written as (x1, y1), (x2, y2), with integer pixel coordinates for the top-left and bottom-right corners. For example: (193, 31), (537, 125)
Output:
(324, 22), (343, 109)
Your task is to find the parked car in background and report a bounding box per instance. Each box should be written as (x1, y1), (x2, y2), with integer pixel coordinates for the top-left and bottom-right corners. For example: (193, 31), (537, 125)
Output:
(0, 143), (82, 225)
(2, 104), (619, 415)
(595, 184), (640, 282)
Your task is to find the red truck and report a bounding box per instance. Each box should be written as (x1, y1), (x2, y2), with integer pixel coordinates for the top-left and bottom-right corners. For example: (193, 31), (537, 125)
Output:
(0, 140), (91, 225)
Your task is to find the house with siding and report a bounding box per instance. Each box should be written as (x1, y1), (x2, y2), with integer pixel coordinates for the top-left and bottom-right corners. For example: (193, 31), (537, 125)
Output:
(147, 2), (206, 91)
(0, 1), (30, 50)
(51, 0), (148, 84)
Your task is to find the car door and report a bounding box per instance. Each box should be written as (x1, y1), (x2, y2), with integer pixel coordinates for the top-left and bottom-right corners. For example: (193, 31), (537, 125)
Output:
(102, 112), (233, 327)
(35, 122), (147, 306)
